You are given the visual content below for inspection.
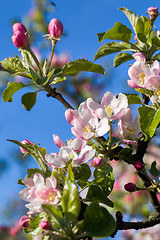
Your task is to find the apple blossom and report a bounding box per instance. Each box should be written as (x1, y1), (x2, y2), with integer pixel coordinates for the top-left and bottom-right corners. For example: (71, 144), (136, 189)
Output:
(133, 52), (146, 62)
(19, 173), (61, 214)
(19, 215), (30, 228)
(20, 140), (34, 154)
(87, 91), (128, 120)
(40, 220), (50, 230)
(91, 157), (103, 167)
(12, 23), (28, 34)
(124, 183), (136, 192)
(115, 108), (142, 145)
(48, 18), (63, 39)
(12, 31), (29, 49)
(147, 7), (159, 21)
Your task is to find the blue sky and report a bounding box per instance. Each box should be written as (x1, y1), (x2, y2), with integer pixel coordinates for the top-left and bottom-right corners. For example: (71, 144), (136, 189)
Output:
(0, 0), (159, 226)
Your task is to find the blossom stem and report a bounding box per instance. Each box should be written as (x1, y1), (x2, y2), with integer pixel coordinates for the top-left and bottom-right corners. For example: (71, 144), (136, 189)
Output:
(46, 39), (57, 75)
(108, 121), (112, 150)
(26, 47), (43, 78)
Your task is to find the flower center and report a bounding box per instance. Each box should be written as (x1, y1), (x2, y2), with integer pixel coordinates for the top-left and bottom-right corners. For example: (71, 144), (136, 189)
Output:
(139, 72), (145, 84)
(104, 105), (112, 118)
(41, 187), (57, 203)
(83, 125), (91, 133)
(126, 126), (136, 135)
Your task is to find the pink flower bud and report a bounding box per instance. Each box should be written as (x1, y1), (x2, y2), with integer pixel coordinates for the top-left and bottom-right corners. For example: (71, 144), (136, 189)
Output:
(40, 220), (50, 230)
(12, 23), (28, 34)
(133, 52), (146, 62)
(19, 215), (30, 228)
(147, 7), (159, 21)
(20, 140), (33, 154)
(48, 18), (63, 39)
(134, 161), (144, 171)
(12, 31), (29, 49)
(53, 134), (66, 148)
(91, 157), (103, 167)
(124, 183), (136, 192)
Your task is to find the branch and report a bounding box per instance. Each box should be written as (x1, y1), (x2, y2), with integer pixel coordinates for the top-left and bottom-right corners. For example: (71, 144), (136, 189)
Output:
(111, 211), (160, 238)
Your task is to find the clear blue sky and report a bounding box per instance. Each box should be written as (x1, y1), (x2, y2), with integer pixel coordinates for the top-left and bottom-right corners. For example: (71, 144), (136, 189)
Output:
(0, 0), (159, 226)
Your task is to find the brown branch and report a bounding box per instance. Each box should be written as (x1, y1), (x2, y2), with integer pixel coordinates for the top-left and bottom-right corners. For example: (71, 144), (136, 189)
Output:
(111, 211), (160, 238)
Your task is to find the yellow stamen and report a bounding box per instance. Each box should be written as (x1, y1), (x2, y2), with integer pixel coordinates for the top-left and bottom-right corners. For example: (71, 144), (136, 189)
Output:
(139, 72), (145, 84)
(83, 125), (91, 133)
(104, 105), (112, 118)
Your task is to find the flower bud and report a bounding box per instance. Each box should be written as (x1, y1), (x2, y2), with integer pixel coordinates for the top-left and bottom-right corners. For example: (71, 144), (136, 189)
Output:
(12, 31), (29, 49)
(40, 220), (50, 230)
(12, 23), (28, 34)
(91, 157), (103, 167)
(20, 140), (33, 154)
(134, 161), (144, 171)
(48, 18), (63, 39)
(147, 7), (159, 21)
(19, 215), (30, 228)
(124, 183), (136, 192)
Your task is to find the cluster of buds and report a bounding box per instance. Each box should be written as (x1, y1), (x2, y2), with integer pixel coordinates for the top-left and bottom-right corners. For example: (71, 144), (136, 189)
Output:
(147, 7), (159, 21)
(12, 23), (29, 49)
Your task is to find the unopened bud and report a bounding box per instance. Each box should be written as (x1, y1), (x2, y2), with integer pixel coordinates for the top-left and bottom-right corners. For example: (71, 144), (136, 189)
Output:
(91, 157), (103, 167)
(13, 23), (28, 34)
(19, 215), (30, 228)
(40, 220), (50, 230)
(124, 183), (136, 192)
(12, 31), (29, 49)
(147, 7), (159, 21)
(48, 18), (63, 39)
(134, 161), (144, 171)
(20, 140), (33, 154)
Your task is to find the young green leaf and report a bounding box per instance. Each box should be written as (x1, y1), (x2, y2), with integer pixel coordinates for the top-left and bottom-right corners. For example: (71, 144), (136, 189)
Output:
(126, 94), (142, 105)
(138, 106), (160, 141)
(21, 92), (37, 111)
(85, 185), (114, 207)
(136, 16), (151, 37)
(84, 201), (116, 237)
(119, 7), (137, 33)
(2, 82), (27, 102)
(61, 59), (105, 76)
(42, 204), (64, 228)
(61, 179), (81, 220)
(113, 52), (134, 67)
(94, 42), (130, 61)
(7, 139), (51, 177)
(50, 76), (66, 85)
(0, 57), (27, 73)
(149, 161), (160, 178)
(100, 22), (132, 43)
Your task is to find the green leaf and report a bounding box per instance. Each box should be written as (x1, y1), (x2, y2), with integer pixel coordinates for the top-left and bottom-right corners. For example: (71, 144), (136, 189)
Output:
(61, 59), (105, 76)
(126, 94), (142, 105)
(27, 168), (43, 177)
(0, 57), (27, 72)
(24, 214), (42, 235)
(50, 76), (66, 85)
(29, 68), (49, 86)
(94, 42), (130, 61)
(61, 179), (81, 220)
(97, 32), (105, 43)
(119, 7), (137, 33)
(67, 163), (75, 183)
(18, 178), (25, 185)
(119, 148), (133, 164)
(85, 185), (114, 207)
(152, 36), (160, 47)
(149, 161), (160, 178)
(84, 201), (116, 237)
(7, 140), (51, 177)
(21, 92), (37, 111)
(135, 88), (153, 97)
(137, 33), (147, 43)
(20, 49), (34, 71)
(114, 52), (134, 67)
(138, 106), (160, 140)
(2, 82), (27, 102)
(136, 16), (151, 37)
(42, 204), (64, 228)
(74, 163), (91, 181)
(100, 22), (132, 43)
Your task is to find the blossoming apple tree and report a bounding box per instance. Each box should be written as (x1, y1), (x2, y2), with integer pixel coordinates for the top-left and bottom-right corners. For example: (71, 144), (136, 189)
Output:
(1, 6), (160, 240)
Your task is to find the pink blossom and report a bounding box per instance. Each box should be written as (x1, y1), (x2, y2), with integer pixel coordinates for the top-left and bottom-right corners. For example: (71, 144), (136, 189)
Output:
(87, 92), (128, 120)
(115, 108), (142, 145)
(20, 140), (33, 154)
(40, 220), (50, 230)
(147, 7), (159, 20)
(133, 52), (146, 62)
(12, 23), (28, 34)
(48, 18), (63, 39)
(19, 215), (30, 228)
(19, 173), (61, 214)
(143, 60), (160, 91)
(12, 31), (29, 49)
(91, 157), (103, 167)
